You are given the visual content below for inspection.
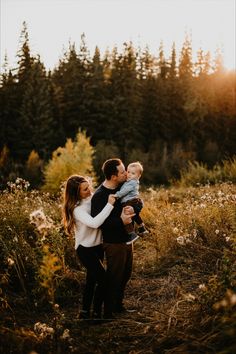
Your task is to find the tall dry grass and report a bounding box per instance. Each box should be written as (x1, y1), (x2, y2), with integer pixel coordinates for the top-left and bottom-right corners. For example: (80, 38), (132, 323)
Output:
(0, 179), (235, 352)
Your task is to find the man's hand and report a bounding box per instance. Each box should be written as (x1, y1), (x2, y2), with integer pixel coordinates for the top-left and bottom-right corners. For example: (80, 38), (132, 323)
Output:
(121, 206), (135, 225)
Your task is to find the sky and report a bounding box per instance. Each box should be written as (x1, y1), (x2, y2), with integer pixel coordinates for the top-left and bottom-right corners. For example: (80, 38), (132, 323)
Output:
(0, 0), (235, 72)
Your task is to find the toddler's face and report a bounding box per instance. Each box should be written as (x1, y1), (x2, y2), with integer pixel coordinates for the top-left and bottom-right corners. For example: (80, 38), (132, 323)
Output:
(127, 166), (140, 180)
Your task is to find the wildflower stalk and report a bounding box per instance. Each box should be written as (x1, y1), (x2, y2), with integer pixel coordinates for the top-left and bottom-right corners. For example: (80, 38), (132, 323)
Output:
(39, 245), (62, 305)
(12, 251), (27, 295)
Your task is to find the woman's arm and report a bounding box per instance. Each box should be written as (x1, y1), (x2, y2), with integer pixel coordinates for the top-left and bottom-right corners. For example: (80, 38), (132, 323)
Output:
(74, 202), (114, 228)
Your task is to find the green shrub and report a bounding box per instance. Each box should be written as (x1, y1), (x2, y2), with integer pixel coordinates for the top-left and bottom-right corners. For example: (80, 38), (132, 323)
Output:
(179, 157), (236, 186)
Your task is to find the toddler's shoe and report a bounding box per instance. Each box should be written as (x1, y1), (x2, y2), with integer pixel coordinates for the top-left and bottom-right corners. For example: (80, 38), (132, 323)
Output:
(126, 231), (139, 244)
(138, 225), (149, 236)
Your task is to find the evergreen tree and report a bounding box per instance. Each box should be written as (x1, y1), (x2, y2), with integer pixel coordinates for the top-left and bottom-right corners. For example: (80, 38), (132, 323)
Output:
(179, 34), (193, 79)
(195, 49), (212, 77)
(108, 42), (142, 159)
(82, 46), (109, 143)
(138, 46), (158, 150)
(17, 22), (34, 85)
(158, 41), (169, 79)
(19, 58), (59, 159)
(213, 47), (225, 74)
(52, 36), (91, 140)
(0, 59), (19, 156)
(10, 21), (35, 159)
(169, 42), (177, 79)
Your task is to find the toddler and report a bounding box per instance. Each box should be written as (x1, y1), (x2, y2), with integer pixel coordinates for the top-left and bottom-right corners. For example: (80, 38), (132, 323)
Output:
(115, 161), (148, 244)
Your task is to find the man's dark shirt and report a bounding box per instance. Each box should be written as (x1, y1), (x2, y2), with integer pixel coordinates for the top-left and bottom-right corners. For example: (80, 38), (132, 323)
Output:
(91, 184), (128, 243)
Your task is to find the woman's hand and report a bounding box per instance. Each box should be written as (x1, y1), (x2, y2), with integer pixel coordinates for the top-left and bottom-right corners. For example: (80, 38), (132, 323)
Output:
(108, 194), (117, 205)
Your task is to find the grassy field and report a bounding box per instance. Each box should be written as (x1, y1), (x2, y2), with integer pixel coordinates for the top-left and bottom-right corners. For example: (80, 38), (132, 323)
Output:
(0, 180), (236, 353)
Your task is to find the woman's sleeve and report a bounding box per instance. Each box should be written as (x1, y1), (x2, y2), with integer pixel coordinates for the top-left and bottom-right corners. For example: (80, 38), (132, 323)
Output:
(74, 203), (114, 228)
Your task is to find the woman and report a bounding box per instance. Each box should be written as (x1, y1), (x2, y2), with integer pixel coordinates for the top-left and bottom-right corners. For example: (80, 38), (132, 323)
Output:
(62, 175), (116, 319)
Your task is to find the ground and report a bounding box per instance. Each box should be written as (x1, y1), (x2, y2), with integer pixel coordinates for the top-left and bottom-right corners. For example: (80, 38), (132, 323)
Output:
(1, 237), (226, 354)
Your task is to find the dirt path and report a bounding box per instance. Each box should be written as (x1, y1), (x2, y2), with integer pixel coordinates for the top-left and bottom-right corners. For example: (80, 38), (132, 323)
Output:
(56, 242), (203, 354)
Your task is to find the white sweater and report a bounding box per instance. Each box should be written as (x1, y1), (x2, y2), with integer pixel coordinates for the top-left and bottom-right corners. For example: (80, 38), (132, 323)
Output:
(73, 196), (114, 249)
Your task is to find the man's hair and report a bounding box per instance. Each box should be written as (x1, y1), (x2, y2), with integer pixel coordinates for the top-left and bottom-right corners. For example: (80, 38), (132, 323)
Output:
(128, 161), (143, 175)
(102, 158), (122, 180)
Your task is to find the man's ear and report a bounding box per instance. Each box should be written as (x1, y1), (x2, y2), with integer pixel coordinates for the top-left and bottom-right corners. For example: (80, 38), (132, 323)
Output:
(110, 175), (116, 181)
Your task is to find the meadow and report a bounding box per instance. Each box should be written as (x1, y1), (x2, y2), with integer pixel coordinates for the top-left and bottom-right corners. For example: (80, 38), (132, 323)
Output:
(0, 179), (235, 353)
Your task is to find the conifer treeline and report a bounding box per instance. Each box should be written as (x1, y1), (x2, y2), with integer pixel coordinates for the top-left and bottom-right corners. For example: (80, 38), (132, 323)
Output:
(0, 22), (235, 185)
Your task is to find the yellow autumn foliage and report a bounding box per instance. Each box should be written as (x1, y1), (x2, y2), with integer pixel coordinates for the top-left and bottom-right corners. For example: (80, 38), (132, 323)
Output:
(39, 245), (62, 304)
(43, 130), (96, 193)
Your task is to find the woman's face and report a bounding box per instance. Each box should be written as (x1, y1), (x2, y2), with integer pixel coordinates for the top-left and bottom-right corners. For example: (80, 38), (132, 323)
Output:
(79, 181), (93, 199)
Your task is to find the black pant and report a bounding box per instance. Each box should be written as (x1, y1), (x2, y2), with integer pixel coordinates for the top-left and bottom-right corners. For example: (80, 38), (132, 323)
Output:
(76, 244), (106, 314)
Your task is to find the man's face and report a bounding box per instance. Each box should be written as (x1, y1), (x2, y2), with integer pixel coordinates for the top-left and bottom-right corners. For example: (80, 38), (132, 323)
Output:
(115, 163), (127, 184)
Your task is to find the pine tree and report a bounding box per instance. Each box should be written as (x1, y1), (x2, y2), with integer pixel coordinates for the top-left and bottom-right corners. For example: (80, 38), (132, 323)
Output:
(179, 34), (193, 79)
(19, 59), (59, 159)
(82, 46), (108, 143)
(169, 42), (177, 79)
(0, 56), (19, 156)
(158, 41), (169, 79)
(213, 47), (225, 74)
(17, 22), (34, 85)
(11, 21), (35, 159)
(52, 36), (91, 140)
(108, 42), (142, 159)
(138, 46), (158, 150)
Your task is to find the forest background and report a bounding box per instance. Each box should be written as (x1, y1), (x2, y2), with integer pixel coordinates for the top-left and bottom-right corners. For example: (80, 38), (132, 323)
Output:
(0, 17), (236, 353)
(0, 22), (235, 188)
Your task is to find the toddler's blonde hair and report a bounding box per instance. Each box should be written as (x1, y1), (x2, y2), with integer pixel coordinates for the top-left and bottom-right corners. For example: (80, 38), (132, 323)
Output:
(128, 161), (143, 176)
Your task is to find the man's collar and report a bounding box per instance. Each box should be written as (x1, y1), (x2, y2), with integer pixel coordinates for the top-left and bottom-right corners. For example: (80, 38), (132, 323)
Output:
(103, 180), (118, 189)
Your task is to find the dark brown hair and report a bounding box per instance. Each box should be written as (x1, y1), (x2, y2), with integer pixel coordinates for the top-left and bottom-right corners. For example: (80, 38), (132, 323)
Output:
(102, 158), (122, 180)
(62, 175), (87, 235)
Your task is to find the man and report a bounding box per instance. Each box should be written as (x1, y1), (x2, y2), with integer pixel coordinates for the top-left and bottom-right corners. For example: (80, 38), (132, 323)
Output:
(91, 158), (134, 318)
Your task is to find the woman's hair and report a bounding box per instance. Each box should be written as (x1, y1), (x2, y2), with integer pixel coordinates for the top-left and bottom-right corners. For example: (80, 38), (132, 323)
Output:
(62, 175), (87, 236)
(102, 158), (122, 180)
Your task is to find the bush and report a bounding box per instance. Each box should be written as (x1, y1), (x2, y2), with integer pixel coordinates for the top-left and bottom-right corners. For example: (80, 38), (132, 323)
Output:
(25, 150), (44, 188)
(0, 179), (74, 308)
(179, 157), (236, 186)
(43, 130), (96, 193)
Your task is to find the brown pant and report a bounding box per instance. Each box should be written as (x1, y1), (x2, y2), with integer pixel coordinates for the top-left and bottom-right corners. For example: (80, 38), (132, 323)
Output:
(103, 242), (133, 314)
